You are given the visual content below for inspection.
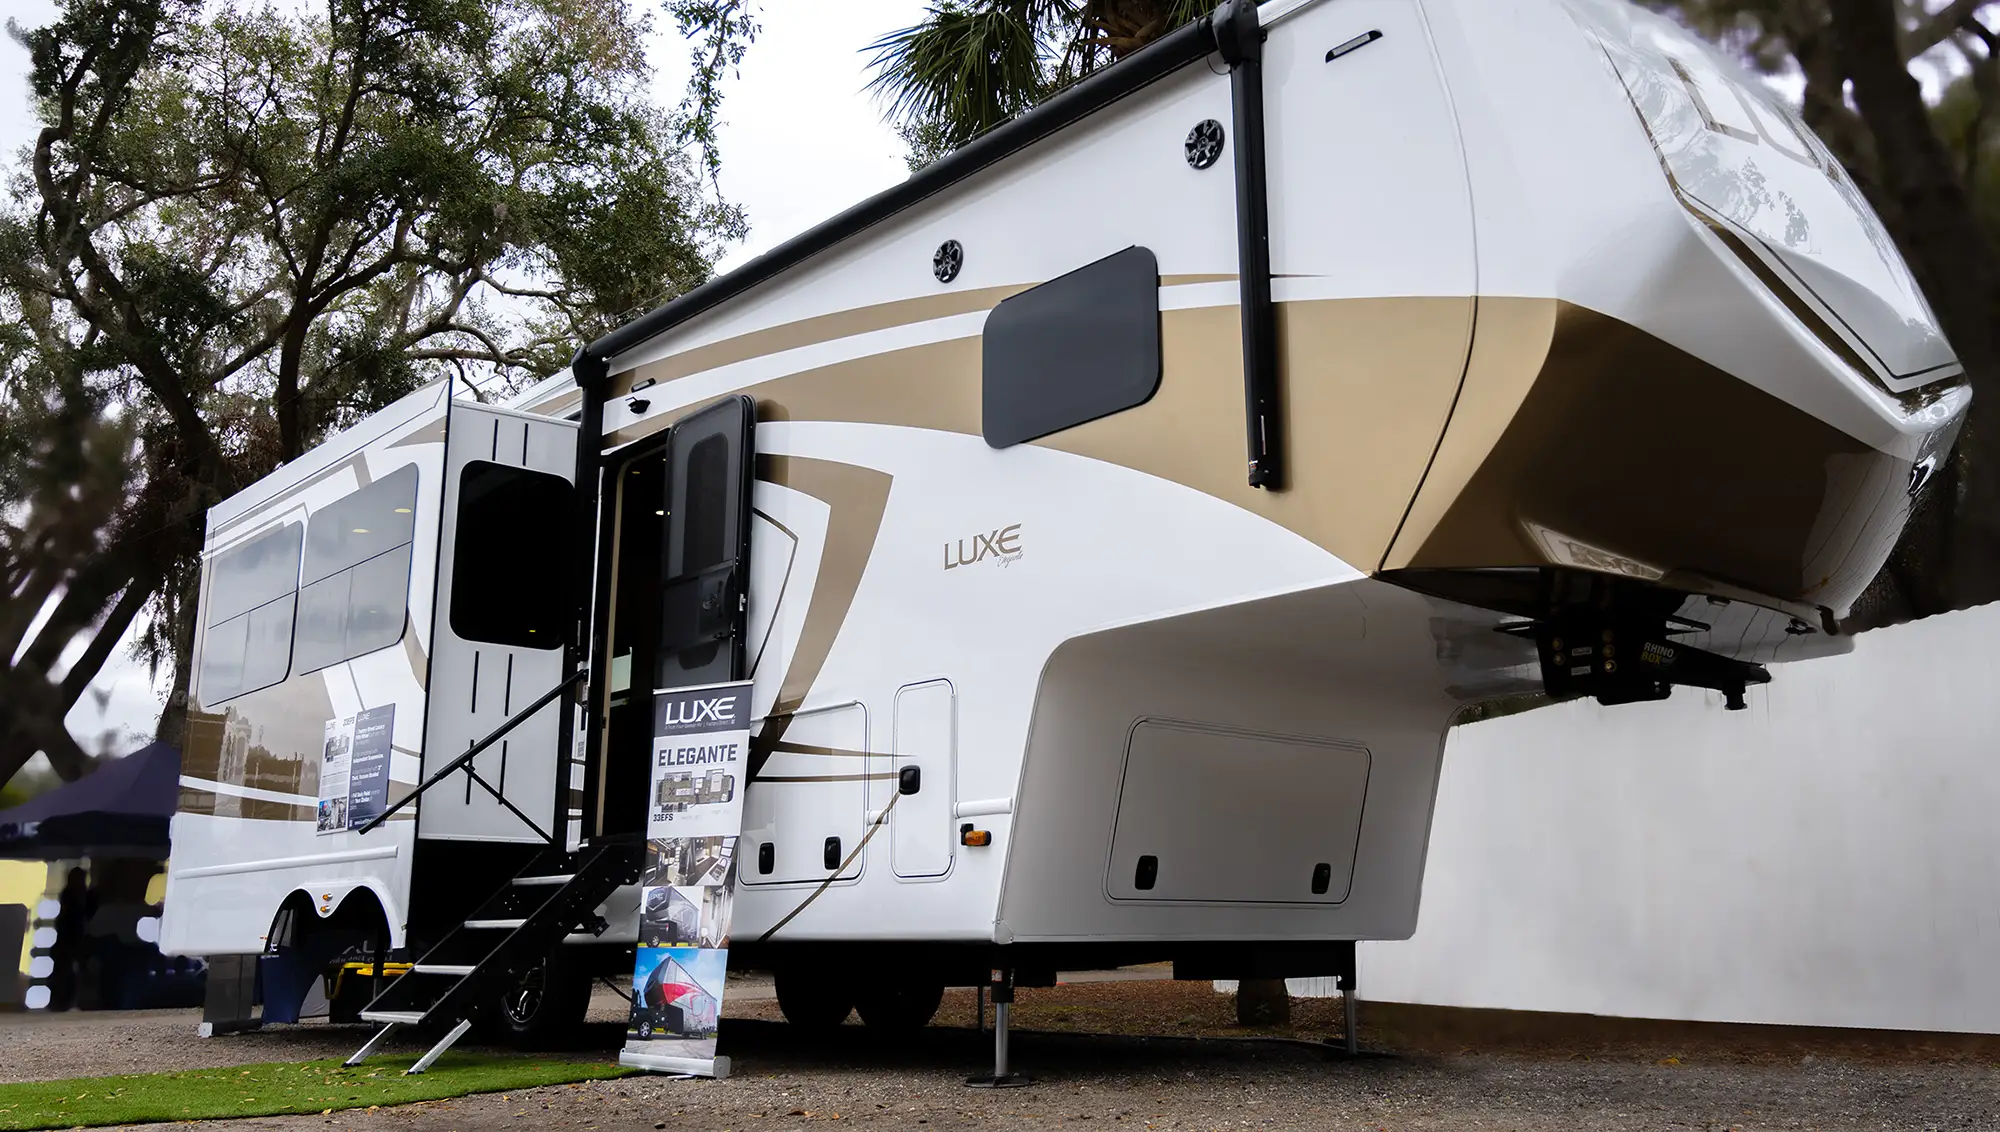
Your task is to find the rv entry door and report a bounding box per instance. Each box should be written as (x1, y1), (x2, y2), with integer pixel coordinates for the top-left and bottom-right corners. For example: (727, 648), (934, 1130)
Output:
(656, 395), (756, 690)
(419, 403), (580, 843)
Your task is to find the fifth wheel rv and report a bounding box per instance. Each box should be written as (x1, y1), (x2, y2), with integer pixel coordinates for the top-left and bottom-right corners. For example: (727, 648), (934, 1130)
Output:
(162, 0), (1967, 1073)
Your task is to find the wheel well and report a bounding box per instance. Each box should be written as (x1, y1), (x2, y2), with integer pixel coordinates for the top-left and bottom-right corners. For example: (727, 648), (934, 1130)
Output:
(267, 886), (391, 954)
(258, 887), (394, 1024)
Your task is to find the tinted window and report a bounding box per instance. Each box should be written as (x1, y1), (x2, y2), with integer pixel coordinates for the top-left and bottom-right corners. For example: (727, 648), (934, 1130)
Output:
(449, 461), (570, 648)
(294, 467), (418, 674)
(981, 245), (1161, 448)
(198, 523), (302, 705)
(684, 436), (729, 572)
(657, 396), (752, 689)
(303, 466), (420, 584)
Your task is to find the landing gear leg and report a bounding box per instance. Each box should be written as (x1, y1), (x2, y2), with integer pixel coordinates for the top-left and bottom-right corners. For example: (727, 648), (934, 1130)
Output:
(965, 967), (1031, 1088)
(1338, 942), (1359, 1056)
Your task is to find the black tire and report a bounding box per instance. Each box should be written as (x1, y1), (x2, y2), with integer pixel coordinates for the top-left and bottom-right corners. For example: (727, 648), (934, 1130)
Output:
(773, 969), (853, 1029)
(855, 980), (943, 1034)
(478, 952), (594, 1049)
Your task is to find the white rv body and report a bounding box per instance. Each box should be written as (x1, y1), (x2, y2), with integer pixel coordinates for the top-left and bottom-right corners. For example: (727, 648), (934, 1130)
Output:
(163, 0), (1965, 1017)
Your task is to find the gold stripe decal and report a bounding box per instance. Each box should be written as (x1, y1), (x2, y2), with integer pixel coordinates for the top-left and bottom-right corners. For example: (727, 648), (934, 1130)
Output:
(748, 455), (893, 771)
(616, 286), (1030, 397)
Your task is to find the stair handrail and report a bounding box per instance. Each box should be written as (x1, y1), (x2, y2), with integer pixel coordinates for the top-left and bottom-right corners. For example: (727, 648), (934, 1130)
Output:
(356, 669), (586, 837)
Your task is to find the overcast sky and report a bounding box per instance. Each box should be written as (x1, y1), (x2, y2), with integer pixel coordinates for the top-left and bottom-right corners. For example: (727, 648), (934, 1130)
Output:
(0, 0), (922, 759)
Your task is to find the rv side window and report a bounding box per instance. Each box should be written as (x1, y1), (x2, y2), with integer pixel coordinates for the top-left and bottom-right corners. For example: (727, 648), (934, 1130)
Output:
(294, 466), (419, 674)
(449, 461), (569, 648)
(981, 245), (1161, 448)
(197, 522), (304, 705)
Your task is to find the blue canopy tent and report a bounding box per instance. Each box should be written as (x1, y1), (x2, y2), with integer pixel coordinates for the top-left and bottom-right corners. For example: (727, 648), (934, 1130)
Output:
(0, 742), (202, 1010)
(0, 741), (179, 861)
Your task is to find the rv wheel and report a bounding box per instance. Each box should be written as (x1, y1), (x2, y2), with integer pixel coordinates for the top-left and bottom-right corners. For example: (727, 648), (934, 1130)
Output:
(478, 953), (593, 1049)
(855, 980), (943, 1034)
(773, 969), (853, 1029)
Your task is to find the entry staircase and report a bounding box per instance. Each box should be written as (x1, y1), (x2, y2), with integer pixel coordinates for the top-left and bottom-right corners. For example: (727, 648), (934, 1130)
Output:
(345, 841), (642, 1073)
(348, 670), (638, 1074)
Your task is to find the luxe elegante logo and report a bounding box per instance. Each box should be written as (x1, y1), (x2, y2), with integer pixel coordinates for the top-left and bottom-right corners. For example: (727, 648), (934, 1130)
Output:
(660, 695), (739, 725)
(944, 523), (1023, 570)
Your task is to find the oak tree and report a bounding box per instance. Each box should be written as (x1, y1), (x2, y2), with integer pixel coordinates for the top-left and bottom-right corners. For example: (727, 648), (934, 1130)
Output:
(0, 0), (743, 785)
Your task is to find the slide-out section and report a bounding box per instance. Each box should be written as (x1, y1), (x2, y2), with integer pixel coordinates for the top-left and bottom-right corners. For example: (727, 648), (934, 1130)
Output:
(420, 403), (579, 843)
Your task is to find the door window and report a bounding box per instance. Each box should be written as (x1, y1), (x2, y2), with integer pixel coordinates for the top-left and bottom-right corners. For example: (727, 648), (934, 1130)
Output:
(448, 460), (570, 648)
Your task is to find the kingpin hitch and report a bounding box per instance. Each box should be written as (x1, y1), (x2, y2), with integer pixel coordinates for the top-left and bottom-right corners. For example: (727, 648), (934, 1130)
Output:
(1504, 614), (1771, 711)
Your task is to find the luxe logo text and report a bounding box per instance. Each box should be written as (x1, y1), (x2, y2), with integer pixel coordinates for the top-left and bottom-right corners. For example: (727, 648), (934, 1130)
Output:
(661, 695), (738, 725)
(945, 524), (1023, 570)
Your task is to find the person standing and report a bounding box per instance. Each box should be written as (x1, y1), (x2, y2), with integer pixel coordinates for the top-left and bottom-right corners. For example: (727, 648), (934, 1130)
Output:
(45, 867), (92, 1012)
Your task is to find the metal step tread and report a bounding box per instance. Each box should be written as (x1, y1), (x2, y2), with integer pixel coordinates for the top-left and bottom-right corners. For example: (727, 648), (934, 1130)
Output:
(463, 918), (527, 930)
(513, 874), (574, 886)
(414, 964), (476, 976)
(361, 1011), (426, 1024)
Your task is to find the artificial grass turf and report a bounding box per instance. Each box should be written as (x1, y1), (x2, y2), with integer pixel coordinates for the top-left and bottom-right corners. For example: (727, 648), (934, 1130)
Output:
(0, 1052), (638, 1130)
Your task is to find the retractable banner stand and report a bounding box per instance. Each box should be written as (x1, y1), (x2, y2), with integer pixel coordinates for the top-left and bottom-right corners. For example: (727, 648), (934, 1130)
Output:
(620, 680), (752, 1079)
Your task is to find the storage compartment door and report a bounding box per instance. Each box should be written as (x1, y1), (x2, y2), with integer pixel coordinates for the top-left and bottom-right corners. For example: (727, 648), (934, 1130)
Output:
(891, 680), (956, 879)
(740, 702), (867, 885)
(1106, 721), (1369, 903)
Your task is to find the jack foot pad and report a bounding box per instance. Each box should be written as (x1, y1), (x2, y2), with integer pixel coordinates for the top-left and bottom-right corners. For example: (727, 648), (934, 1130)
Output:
(965, 1073), (1034, 1089)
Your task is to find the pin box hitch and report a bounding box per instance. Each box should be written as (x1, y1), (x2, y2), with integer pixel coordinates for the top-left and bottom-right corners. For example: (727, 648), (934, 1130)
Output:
(1503, 614), (1772, 711)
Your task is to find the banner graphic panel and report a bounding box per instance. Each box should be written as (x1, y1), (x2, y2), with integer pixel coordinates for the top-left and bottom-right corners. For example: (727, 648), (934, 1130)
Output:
(620, 681), (751, 1079)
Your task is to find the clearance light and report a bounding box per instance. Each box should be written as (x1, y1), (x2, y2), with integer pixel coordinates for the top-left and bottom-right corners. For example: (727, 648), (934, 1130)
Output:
(352, 527), (370, 534)
(394, 507), (412, 514)
(961, 827), (991, 847)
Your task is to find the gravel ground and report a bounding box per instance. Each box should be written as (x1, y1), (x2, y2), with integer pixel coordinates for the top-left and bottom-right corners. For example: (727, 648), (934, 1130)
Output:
(7, 979), (2000, 1130)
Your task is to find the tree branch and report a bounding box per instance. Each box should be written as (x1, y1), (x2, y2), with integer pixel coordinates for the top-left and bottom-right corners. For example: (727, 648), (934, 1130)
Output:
(1910, 0), (1989, 57)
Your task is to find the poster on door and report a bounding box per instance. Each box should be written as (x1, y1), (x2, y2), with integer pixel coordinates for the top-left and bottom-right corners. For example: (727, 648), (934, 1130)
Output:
(317, 716), (353, 834)
(620, 680), (751, 1080)
(345, 704), (395, 829)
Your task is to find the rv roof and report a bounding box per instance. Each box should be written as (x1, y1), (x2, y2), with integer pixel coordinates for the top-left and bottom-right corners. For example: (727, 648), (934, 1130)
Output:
(581, 8), (1239, 373)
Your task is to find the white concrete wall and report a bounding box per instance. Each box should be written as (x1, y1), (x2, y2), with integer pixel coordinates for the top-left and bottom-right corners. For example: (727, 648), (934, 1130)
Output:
(1357, 603), (2000, 1033)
